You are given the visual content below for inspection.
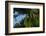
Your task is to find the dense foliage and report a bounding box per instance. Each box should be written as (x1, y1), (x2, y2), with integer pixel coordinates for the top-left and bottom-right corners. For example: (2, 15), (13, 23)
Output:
(13, 8), (39, 28)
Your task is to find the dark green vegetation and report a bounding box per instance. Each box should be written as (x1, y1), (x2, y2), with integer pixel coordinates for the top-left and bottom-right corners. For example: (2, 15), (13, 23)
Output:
(24, 9), (39, 27)
(13, 8), (39, 28)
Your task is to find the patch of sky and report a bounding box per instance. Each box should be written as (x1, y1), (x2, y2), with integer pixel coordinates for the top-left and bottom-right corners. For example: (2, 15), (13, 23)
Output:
(13, 11), (27, 26)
